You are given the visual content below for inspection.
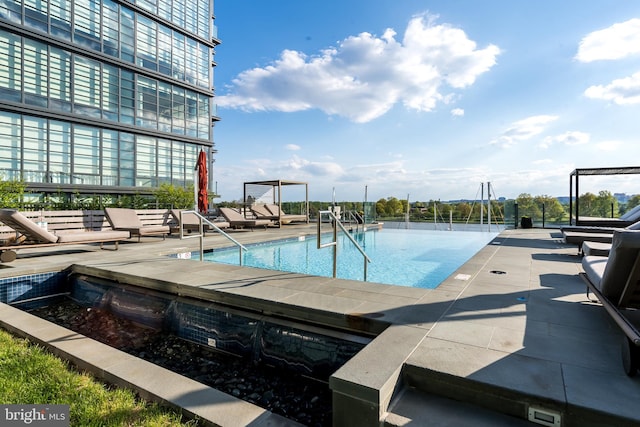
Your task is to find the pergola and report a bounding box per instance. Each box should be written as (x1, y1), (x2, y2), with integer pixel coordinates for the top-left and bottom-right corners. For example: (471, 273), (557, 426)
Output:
(243, 179), (309, 224)
(569, 166), (640, 225)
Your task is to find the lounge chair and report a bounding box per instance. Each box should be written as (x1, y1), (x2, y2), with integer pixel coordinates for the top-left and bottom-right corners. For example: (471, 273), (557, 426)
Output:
(170, 209), (229, 233)
(574, 204), (640, 227)
(563, 220), (640, 254)
(251, 204), (280, 221)
(580, 230), (640, 376)
(0, 209), (130, 262)
(265, 204), (308, 224)
(104, 208), (170, 241)
(218, 207), (272, 229)
(581, 241), (612, 257)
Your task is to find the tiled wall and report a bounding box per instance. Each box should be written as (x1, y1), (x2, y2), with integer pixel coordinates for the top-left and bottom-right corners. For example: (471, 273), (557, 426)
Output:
(0, 272), (67, 309)
(68, 273), (368, 380)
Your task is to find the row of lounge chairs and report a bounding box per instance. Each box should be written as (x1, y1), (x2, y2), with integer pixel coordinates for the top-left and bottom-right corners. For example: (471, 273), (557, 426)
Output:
(0, 209), (131, 262)
(249, 204), (307, 225)
(580, 229), (640, 376)
(562, 222), (640, 255)
(544, 205), (640, 375)
(0, 208), (174, 262)
(0, 205), (307, 263)
(563, 211), (640, 376)
(561, 209), (640, 254)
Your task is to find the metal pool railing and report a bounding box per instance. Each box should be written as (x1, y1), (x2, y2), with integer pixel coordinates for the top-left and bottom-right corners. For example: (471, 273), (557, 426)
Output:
(317, 210), (371, 281)
(178, 210), (247, 263)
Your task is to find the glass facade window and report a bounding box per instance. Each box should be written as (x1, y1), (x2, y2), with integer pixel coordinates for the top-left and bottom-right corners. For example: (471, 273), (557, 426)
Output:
(0, 112), (21, 180)
(157, 139), (172, 184)
(136, 15), (157, 71)
(73, 125), (100, 185)
(102, 0), (120, 57)
(136, 76), (157, 129)
(49, 46), (71, 111)
(22, 117), (47, 182)
(0, 111), (201, 188)
(172, 86), (185, 135)
(2, 1), (211, 88)
(0, 0), (216, 195)
(73, 56), (101, 117)
(102, 63), (120, 121)
(120, 70), (135, 125)
(135, 136), (157, 187)
(119, 132), (135, 187)
(73, 0), (101, 50)
(120, 6), (135, 62)
(48, 120), (70, 184)
(102, 129), (119, 186)
(0, 31), (211, 139)
(50, 0), (71, 40)
(23, 38), (48, 107)
(0, 30), (22, 102)
(171, 142), (185, 185)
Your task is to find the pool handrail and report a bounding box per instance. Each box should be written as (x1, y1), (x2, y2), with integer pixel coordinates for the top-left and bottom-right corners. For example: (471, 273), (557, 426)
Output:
(178, 210), (247, 264)
(317, 210), (371, 281)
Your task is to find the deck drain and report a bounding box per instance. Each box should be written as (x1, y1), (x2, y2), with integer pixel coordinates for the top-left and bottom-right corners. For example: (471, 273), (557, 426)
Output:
(490, 270), (507, 275)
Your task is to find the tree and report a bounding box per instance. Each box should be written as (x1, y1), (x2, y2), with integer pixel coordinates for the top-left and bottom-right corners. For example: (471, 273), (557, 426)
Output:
(153, 183), (195, 209)
(385, 197), (403, 216)
(593, 190), (617, 218)
(455, 202), (472, 220)
(516, 193), (542, 219)
(578, 192), (597, 216)
(627, 195), (640, 211)
(375, 198), (387, 216)
(0, 177), (25, 208)
(533, 195), (565, 221)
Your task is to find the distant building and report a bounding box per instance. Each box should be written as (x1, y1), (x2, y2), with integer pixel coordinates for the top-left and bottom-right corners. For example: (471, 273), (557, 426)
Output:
(0, 0), (220, 201)
(614, 193), (630, 204)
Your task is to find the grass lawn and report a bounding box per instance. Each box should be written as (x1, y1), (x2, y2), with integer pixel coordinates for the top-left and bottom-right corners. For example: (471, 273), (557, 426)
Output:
(0, 329), (200, 426)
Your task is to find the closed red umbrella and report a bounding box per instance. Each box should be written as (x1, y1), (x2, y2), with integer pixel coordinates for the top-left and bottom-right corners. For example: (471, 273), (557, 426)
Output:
(196, 150), (208, 213)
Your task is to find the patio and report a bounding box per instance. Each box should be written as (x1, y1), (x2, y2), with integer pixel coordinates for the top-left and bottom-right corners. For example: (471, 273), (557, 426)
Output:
(0, 225), (639, 426)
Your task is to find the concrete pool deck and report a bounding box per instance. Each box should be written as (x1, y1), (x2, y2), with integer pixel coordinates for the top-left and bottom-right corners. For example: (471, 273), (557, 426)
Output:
(1, 224), (639, 426)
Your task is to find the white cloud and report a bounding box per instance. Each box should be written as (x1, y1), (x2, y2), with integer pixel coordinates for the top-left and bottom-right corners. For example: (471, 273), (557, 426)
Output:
(490, 115), (558, 148)
(532, 159), (553, 165)
(584, 72), (640, 105)
(285, 144), (301, 151)
(595, 140), (623, 151)
(451, 108), (464, 117)
(217, 14), (500, 123)
(540, 131), (590, 148)
(576, 18), (640, 62)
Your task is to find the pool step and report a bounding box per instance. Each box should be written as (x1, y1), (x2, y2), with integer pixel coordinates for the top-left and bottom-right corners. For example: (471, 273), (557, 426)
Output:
(384, 387), (536, 427)
(390, 353), (640, 427)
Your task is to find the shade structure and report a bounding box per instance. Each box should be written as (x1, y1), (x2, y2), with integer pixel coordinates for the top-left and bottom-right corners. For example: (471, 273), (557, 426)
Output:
(196, 150), (208, 213)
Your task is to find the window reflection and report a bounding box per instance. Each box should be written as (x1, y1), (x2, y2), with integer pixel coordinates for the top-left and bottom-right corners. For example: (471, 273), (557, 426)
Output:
(0, 111), (201, 188)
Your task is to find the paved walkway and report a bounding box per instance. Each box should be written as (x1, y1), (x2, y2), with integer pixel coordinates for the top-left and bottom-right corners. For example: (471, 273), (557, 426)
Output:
(1, 225), (639, 426)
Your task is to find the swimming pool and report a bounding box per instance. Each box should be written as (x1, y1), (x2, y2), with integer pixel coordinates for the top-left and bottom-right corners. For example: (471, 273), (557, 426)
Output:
(199, 228), (498, 289)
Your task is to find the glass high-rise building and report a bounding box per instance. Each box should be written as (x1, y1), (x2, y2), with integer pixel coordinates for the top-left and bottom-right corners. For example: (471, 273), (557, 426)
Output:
(0, 0), (219, 200)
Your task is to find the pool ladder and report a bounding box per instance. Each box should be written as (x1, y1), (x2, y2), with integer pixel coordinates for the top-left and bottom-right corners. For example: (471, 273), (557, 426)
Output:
(318, 210), (371, 281)
(178, 210), (247, 263)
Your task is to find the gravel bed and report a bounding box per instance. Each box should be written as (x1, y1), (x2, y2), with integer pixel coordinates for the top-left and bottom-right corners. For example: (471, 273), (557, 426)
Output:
(29, 299), (332, 426)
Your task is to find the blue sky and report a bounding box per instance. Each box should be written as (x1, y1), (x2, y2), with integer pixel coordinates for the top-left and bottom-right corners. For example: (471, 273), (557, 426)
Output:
(211, 1), (640, 203)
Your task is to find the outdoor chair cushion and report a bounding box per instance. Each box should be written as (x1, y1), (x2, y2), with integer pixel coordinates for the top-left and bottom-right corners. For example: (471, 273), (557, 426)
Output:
(582, 230), (640, 301)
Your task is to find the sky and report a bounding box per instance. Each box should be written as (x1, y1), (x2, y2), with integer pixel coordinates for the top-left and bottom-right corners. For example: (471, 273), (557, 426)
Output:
(211, 1), (640, 203)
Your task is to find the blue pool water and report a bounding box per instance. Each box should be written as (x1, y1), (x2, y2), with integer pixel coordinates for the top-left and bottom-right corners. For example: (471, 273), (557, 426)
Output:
(199, 228), (498, 289)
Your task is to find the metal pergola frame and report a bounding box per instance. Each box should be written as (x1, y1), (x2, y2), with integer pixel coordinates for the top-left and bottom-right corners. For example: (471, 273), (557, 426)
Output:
(569, 166), (640, 225)
(243, 179), (309, 225)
